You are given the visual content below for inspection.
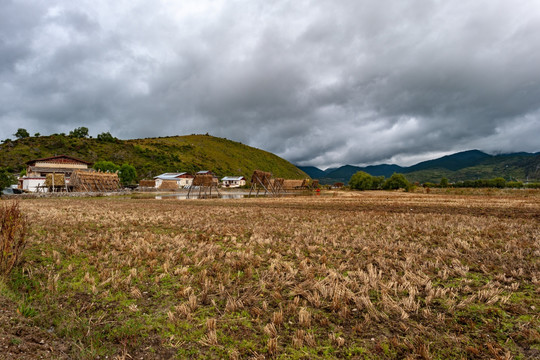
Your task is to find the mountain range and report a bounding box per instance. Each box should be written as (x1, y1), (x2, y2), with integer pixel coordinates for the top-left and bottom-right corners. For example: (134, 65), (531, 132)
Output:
(298, 150), (540, 184)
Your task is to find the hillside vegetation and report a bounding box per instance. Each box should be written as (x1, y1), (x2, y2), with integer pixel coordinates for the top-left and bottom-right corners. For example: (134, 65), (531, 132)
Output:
(0, 134), (307, 180)
(300, 150), (540, 184)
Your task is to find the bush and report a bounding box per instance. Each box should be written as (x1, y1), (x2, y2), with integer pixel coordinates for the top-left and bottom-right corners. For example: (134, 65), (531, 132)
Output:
(0, 168), (16, 190)
(119, 164), (137, 186)
(69, 127), (89, 138)
(383, 173), (410, 190)
(0, 202), (28, 278)
(13, 128), (29, 139)
(349, 171), (373, 190)
(349, 172), (385, 190)
(94, 160), (120, 173)
(97, 132), (117, 143)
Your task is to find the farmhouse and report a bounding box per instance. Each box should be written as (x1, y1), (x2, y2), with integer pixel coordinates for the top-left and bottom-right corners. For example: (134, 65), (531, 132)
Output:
(19, 155), (92, 192)
(154, 173), (194, 189)
(221, 176), (246, 188)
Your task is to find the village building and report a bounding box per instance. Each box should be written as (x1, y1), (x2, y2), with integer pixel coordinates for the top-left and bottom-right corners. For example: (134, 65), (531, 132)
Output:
(196, 170), (219, 184)
(19, 155), (92, 192)
(154, 173), (194, 189)
(221, 176), (246, 188)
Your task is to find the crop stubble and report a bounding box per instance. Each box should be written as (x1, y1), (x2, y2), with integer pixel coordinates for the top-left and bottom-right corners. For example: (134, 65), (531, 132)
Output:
(4, 191), (540, 359)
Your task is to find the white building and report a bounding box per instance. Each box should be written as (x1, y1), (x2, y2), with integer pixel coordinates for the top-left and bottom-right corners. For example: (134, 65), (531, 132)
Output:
(154, 173), (194, 188)
(221, 176), (246, 188)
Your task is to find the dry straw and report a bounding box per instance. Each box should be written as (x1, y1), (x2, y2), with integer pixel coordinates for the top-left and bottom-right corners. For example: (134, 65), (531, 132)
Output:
(70, 170), (120, 192)
(139, 180), (156, 187)
(158, 180), (179, 190)
(44, 173), (66, 187)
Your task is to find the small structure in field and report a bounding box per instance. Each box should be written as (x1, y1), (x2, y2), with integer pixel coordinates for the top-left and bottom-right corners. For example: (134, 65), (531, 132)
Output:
(221, 176), (246, 188)
(43, 173), (67, 192)
(139, 179), (156, 188)
(19, 155), (92, 192)
(69, 170), (120, 192)
(154, 173), (194, 189)
(187, 174), (220, 198)
(282, 179), (308, 190)
(249, 170), (284, 196)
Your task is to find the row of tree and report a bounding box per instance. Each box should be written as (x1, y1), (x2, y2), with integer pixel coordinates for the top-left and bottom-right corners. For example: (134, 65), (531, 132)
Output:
(349, 171), (540, 191)
(349, 171), (411, 191)
(10, 127), (117, 143)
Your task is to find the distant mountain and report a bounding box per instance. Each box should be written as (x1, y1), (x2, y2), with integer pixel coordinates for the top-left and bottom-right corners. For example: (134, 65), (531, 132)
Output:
(297, 166), (327, 179)
(404, 150), (492, 173)
(300, 150), (540, 184)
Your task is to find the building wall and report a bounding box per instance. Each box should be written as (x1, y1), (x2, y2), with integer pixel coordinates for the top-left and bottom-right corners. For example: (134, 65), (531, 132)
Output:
(34, 162), (88, 169)
(21, 178), (47, 192)
(222, 180), (246, 188)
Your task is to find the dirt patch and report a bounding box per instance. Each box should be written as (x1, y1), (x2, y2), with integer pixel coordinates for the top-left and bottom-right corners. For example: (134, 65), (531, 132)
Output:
(0, 295), (71, 360)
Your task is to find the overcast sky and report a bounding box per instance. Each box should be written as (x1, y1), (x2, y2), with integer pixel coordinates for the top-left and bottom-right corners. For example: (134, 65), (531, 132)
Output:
(1, 0), (539, 168)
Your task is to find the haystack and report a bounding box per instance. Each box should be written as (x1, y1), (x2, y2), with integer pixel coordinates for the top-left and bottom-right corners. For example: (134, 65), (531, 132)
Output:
(282, 179), (305, 190)
(158, 180), (179, 190)
(70, 170), (120, 192)
(249, 170), (284, 196)
(139, 180), (156, 188)
(187, 174), (220, 198)
(45, 174), (66, 187)
(192, 174), (214, 187)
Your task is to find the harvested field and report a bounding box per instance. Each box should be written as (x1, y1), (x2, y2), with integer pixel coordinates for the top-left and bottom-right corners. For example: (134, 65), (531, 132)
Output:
(1, 190), (539, 359)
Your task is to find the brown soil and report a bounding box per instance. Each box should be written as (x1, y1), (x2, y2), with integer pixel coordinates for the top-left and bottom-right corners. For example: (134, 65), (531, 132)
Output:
(0, 296), (71, 359)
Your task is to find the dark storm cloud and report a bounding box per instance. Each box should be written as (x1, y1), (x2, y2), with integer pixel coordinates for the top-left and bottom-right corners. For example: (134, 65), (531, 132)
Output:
(1, 0), (539, 168)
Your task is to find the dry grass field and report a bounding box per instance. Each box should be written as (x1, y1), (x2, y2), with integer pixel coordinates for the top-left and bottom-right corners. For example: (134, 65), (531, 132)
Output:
(1, 190), (539, 359)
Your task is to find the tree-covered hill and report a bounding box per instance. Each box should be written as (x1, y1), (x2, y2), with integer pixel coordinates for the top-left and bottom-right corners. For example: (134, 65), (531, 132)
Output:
(0, 134), (308, 180)
(300, 150), (540, 184)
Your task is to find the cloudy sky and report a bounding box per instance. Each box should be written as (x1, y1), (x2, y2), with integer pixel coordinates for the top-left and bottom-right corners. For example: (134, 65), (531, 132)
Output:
(1, 0), (539, 168)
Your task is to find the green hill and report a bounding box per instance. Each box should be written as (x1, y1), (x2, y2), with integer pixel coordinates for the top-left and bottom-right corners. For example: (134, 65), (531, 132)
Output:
(0, 134), (308, 181)
(300, 150), (540, 185)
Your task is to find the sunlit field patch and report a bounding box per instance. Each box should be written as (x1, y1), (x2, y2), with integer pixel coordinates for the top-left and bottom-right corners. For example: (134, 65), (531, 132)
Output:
(3, 190), (539, 359)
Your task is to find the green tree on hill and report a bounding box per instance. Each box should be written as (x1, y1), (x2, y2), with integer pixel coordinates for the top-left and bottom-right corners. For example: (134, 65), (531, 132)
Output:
(14, 128), (29, 139)
(97, 132), (116, 142)
(69, 127), (89, 138)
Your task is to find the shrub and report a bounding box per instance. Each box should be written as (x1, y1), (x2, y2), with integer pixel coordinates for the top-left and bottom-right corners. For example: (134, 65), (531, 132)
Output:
(69, 127), (89, 138)
(119, 164), (137, 186)
(0, 168), (16, 190)
(383, 173), (410, 190)
(0, 202), (28, 278)
(349, 171), (373, 190)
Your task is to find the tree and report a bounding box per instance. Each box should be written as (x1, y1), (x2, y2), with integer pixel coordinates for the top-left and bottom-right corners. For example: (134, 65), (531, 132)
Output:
(119, 164), (137, 186)
(69, 127), (89, 138)
(34, 133), (40, 137)
(383, 173), (410, 190)
(13, 128), (29, 139)
(372, 176), (385, 190)
(97, 132), (116, 142)
(93, 161), (120, 173)
(439, 177), (449, 187)
(0, 168), (16, 189)
(349, 171), (373, 190)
